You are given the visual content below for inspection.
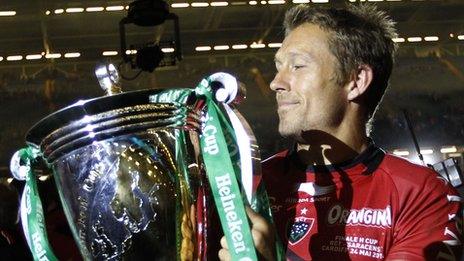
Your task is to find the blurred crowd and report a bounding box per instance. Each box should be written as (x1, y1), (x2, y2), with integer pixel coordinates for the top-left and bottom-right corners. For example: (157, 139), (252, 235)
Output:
(373, 94), (464, 148)
(0, 177), (80, 260)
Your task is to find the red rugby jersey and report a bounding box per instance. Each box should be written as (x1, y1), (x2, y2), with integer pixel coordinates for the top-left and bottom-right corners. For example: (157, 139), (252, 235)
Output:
(262, 145), (463, 260)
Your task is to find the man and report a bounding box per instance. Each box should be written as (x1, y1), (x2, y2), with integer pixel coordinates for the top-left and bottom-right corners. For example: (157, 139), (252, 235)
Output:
(219, 4), (463, 261)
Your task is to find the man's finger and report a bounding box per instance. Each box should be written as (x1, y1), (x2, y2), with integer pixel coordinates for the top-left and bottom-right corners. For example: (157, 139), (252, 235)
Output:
(220, 236), (229, 250)
(221, 236), (229, 250)
(218, 248), (231, 261)
(251, 229), (266, 250)
(245, 206), (268, 231)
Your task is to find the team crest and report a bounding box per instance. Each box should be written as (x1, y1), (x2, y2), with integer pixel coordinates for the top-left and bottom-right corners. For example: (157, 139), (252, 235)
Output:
(287, 216), (314, 245)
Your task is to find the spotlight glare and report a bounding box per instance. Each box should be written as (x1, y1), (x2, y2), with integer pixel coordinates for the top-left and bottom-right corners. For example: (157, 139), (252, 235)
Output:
(64, 52), (81, 58)
(211, 1), (229, 6)
(214, 45), (230, 50)
(268, 42), (282, 48)
(195, 46), (212, 51)
(161, 48), (175, 53)
(424, 36), (439, 42)
(26, 54), (43, 60)
(102, 51), (118, 56)
(106, 6), (125, 11)
(250, 43), (265, 49)
(66, 8), (84, 13)
(407, 37), (422, 42)
(0, 11), (17, 16)
(45, 53), (62, 59)
(232, 44), (248, 50)
(440, 146), (457, 154)
(86, 7), (105, 12)
(6, 55), (23, 61)
(125, 49), (138, 55)
(393, 149), (410, 156)
(420, 149), (434, 155)
(171, 3), (190, 8)
(191, 2), (209, 7)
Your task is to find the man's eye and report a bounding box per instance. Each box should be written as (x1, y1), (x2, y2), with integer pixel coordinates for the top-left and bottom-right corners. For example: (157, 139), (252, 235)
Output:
(293, 65), (305, 70)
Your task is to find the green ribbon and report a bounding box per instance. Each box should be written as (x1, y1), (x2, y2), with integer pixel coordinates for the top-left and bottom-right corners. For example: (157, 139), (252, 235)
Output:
(195, 78), (259, 260)
(12, 147), (58, 261)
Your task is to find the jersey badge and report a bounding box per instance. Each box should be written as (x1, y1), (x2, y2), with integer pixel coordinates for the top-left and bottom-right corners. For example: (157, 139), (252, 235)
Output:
(288, 216), (314, 245)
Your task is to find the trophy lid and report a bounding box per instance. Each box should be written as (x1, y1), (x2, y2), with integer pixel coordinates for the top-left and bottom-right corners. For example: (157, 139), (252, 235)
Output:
(27, 90), (161, 145)
(26, 89), (193, 163)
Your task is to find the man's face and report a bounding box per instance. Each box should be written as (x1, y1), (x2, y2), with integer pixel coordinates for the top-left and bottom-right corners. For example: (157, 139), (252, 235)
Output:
(270, 23), (348, 139)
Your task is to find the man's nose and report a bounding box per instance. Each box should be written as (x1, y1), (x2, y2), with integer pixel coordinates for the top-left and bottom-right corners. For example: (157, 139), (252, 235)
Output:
(270, 71), (290, 93)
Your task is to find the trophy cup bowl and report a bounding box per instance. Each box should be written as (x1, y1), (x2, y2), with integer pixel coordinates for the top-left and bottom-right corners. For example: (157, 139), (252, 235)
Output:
(25, 89), (205, 260)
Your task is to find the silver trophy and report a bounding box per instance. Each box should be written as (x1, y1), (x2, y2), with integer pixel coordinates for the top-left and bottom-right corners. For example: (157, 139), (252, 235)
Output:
(10, 65), (269, 261)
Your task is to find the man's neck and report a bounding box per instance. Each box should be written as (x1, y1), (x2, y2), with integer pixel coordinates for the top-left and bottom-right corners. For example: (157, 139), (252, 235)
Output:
(295, 122), (369, 166)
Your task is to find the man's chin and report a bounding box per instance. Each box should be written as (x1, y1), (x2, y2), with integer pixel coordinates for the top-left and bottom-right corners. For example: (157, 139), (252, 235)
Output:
(278, 125), (297, 138)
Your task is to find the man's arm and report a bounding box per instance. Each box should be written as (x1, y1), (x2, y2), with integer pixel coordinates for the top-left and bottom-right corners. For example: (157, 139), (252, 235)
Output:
(387, 174), (463, 260)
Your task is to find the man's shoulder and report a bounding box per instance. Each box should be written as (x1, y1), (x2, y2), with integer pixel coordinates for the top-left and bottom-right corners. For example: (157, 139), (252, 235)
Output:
(379, 154), (463, 260)
(377, 153), (454, 195)
(379, 153), (437, 177)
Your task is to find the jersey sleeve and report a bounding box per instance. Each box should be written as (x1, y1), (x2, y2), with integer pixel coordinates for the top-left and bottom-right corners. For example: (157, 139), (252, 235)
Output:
(386, 171), (463, 261)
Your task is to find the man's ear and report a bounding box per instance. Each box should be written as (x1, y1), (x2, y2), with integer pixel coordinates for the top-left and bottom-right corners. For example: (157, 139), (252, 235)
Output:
(347, 64), (373, 101)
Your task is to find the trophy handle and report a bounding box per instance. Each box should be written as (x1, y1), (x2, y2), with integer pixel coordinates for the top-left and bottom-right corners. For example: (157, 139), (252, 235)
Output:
(10, 147), (58, 261)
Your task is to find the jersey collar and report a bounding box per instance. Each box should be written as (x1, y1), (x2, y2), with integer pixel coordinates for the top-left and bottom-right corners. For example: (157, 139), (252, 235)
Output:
(286, 140), (385, 175)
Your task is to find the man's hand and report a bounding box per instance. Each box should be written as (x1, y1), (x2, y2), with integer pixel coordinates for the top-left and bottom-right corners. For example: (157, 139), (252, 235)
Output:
(218, 206), (276, 261)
